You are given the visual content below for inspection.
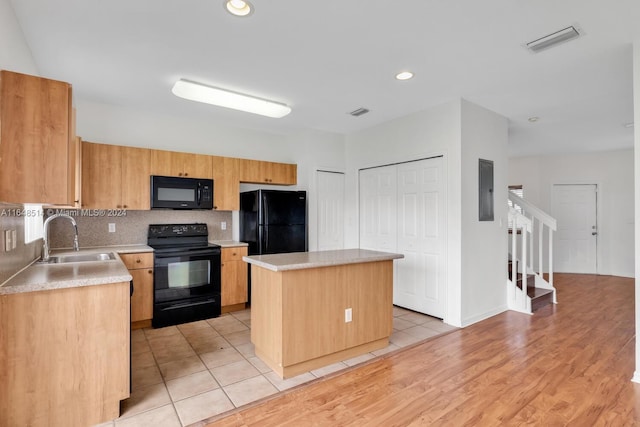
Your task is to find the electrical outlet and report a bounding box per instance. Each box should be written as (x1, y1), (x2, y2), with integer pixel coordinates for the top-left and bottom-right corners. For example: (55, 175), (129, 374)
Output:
(4, 230), (12, 252)
(108, 223), (116, 233)
(345, 308), (352, 323)
(221, 221), (227, 230)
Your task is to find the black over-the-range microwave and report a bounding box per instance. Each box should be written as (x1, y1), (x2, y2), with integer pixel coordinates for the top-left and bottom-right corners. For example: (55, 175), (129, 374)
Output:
(150, 175), (214, 209)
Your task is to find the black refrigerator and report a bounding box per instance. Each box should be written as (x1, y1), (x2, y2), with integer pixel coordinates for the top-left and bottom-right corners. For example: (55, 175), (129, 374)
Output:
(240, 189), (307, 255)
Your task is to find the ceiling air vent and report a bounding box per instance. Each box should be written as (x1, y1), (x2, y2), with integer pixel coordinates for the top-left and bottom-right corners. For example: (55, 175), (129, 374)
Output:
(526, 25), (582, 53)
(349, 107), (370, 117)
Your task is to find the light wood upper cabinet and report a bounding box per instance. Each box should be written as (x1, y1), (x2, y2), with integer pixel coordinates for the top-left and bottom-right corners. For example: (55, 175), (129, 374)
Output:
(82, 142), (122, 208)
(0, 70), (78, 205)
(121, 146), (151, 209)
(212, 156), (240, 211)
(150, 149), (212, 179)
(239, 159), (297, 185)
(82, 141), (150, 209)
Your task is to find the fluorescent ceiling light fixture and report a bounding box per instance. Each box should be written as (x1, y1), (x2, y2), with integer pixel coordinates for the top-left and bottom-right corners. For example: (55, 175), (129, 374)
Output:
(225, 0), (253, 17)
(172, 79), (291, 118)
(526, 25), (582, 53)
(395, 71), (414, 81)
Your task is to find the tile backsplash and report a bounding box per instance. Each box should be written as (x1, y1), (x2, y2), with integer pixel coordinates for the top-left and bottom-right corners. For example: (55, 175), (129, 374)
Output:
(0, 203), (41, 284)
(47, 209), (233, 249)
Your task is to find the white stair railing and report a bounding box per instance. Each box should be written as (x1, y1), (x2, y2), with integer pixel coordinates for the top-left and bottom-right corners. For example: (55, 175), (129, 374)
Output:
(507, 192), (557, 314)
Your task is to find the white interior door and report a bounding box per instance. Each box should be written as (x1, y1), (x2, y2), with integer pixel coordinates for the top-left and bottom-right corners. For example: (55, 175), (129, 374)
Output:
(359, 165), (397, 252)
(551, 184), (597, 274)
(396, 158), (446, 317)
(316, 170), (345, 251)
(359, 157), (446, 318)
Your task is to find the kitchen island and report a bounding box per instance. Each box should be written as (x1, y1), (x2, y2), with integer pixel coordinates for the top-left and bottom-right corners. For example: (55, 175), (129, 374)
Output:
(243, 249), (403, 378)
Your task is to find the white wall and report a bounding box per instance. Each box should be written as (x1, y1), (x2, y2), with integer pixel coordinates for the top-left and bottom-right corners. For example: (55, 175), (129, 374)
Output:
(345, 101), (462, 325)
(632, 41), (640, 384)
(345, 99), (508, 327)
(460, 100), (509, 326)
(509, 149), (634, 278)
(0, 0), (38, 75)
(76, 99), (346, 246)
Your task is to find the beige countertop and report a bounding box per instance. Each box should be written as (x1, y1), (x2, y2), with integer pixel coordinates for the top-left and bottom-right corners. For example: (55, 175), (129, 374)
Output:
(243, 248), (404, 272)
(0, 245), (153, 295)
(210, 240), (248, 248)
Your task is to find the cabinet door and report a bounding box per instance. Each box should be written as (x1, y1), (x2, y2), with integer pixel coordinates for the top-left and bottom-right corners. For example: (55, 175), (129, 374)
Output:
(221, 247), (248, 306)
(150, 149), (182, 177)
(130, 268), (154, 322)
(212, 156), (239, 210)
(119, 252), (154, 269)
(150, 150), (212, 178)
(121, 146), (151, 209)
(183, 153), (212, 179)
(82, 142), (122, 209)
(0, 71), (73, 204)
(239, 159), (263, 183)
(265, 161), (297, 185)
(239, 159), (297, 185)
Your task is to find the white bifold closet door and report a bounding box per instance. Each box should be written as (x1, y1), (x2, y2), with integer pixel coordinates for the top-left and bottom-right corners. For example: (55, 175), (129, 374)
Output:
(316, 170), (345, 251)
(359, 156), (446, 318)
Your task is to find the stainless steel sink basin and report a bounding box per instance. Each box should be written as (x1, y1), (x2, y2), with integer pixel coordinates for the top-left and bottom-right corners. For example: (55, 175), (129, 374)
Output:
(38, 252), (117, 264)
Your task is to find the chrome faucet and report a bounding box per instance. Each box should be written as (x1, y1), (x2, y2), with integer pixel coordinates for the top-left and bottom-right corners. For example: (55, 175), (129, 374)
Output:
(42, 213), (79, 262)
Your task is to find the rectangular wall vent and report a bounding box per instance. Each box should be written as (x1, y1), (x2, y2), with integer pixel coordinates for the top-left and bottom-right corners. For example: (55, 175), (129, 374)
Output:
(349, 108), (370, 117)
(526, 26), (581, 53)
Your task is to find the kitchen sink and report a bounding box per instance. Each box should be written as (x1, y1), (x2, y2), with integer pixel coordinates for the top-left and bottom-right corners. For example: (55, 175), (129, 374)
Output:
(38, 252), (117, 264)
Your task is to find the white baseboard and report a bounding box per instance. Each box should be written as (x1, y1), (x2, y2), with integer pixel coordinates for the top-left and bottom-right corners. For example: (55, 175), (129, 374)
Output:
(631, 372), (640, 384)
(461, 304), (508, 328)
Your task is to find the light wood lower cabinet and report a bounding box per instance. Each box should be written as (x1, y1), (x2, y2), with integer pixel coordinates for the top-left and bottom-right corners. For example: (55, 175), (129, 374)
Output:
(0, 282), (130, 426)
(120, 252), (154, 328)
(221, 246), (248, 312)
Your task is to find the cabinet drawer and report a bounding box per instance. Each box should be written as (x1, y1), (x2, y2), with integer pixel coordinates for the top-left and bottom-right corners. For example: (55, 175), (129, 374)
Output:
(119, 252), (154, 269)
(222, 246), (248, 262)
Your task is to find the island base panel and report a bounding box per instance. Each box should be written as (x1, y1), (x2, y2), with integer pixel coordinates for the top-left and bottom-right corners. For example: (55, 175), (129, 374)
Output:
(256, 338), (389, 379)
(250, 260), (394, 380)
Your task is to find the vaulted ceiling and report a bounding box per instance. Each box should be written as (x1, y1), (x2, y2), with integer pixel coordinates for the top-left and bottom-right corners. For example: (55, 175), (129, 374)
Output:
(10, 0), (640, 156)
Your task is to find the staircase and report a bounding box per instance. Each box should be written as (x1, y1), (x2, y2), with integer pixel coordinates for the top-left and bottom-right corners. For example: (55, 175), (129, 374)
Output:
(508, 259), (554, 312)
(507, 193), (557, 314)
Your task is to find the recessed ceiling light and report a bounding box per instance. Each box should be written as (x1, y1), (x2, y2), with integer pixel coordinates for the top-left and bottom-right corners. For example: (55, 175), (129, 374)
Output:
(349, 108), (370, 117)
(224, 0), (253, 17)
(395, 71), (414, 81)
(525, 25), (582, 53)
(528, 116), (540, 123)
(172, 79), (291, 118)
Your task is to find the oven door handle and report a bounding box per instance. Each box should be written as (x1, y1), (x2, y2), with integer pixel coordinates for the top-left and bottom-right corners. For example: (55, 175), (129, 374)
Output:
(154, 248), (220, 258)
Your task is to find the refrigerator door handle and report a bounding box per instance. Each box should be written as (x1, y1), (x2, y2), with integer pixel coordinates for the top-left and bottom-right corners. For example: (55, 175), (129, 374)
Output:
(263, 195), (269, 225)
(264, 226), (268, 253)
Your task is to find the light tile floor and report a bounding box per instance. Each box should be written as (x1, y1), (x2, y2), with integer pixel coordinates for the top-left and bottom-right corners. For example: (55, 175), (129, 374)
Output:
(97, 306), (457, 427)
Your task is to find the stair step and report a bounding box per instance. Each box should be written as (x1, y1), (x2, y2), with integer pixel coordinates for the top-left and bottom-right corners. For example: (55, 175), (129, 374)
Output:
(529, 287), (554, 312)
(513, 273), (535, 289)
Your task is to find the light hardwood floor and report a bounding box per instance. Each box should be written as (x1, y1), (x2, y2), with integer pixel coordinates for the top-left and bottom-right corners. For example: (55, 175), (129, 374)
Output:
(198, 274), (638, 426)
